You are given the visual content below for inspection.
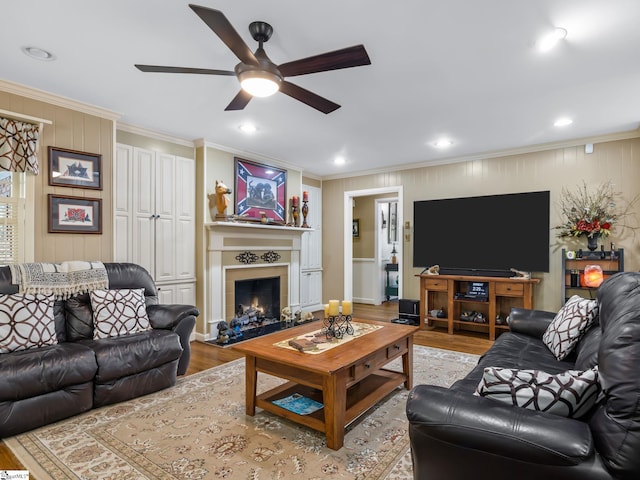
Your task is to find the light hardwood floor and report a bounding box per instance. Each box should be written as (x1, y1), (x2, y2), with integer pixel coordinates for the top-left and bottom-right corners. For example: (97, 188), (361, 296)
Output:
(0, 302), (493, 472)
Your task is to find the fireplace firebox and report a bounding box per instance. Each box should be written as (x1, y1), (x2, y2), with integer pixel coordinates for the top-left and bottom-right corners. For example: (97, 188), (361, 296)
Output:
(235, 276), (280, 319)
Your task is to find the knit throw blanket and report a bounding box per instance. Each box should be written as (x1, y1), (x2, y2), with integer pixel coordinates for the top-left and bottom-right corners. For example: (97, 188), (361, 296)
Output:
(9, 261), (108, 299)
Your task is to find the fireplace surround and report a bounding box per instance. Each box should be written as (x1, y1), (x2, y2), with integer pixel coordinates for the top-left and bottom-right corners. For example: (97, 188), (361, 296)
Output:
(205, 222), (307, 341)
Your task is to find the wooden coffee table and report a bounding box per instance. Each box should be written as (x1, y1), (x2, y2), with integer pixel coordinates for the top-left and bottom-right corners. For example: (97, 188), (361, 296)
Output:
(232, 318), (418, 450)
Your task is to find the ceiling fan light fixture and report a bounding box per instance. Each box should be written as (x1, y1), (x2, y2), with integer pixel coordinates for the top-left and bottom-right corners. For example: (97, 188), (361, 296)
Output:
(238, 70), (281, 97)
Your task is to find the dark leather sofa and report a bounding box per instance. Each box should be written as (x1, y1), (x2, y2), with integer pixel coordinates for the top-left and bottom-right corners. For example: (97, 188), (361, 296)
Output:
(406, 272), (640, 480)
(0, 262), (199, 438)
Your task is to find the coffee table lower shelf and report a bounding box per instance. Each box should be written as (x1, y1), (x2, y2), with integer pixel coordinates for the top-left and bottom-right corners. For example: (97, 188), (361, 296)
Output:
(256, 368), (407, 434)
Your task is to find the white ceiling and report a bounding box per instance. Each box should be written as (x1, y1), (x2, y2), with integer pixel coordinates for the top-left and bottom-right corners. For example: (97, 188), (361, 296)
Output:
(2, 0), (639, 177)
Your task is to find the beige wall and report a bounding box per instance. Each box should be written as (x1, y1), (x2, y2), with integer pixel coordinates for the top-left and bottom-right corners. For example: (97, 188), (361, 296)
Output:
(1, 87), (115, 262)
(323, 137), (640, 312)
(116, 130), (195, 158)
(353, 194), (393, 258)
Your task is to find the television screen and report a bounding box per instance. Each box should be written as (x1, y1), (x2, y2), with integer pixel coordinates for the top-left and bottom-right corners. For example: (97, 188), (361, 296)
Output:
(413, 191), (550, 274)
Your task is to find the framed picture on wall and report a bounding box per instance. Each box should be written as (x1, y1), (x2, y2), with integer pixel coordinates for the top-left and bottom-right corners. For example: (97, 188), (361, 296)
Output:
(388, 201), (398, 243)
(48, 194), (102, 234)
(353, 219), (360, 237)
(234, 157), (287, 221)
(48, 147), (102, 190)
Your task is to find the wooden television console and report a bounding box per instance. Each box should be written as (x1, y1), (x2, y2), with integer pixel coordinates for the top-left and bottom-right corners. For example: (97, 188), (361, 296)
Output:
(417, 274), (539, 340)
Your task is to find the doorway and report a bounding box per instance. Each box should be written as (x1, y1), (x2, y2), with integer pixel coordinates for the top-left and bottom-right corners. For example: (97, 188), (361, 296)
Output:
(343, 186), (403, 303)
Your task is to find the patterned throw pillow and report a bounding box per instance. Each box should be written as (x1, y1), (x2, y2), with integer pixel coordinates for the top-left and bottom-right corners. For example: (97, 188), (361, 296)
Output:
(0, 293), (57, 353)
(475, 366), (600, 418)
(90, 289), (151, 339)
(542, 295), (598, 360)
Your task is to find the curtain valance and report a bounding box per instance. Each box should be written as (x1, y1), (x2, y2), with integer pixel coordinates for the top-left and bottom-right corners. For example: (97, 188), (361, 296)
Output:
(0, 116), (40, 174)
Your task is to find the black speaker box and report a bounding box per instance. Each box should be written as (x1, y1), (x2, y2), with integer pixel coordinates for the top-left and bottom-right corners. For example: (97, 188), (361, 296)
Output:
(399, 298), (420, 316)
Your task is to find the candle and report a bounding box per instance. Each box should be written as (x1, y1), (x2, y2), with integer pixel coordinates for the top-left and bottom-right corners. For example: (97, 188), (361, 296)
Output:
(328, 300), (339, 316)
(292, 196), (299, 207)
(323, 304), (330, 318)
(303, 191), (308, 202)
(341, 300), (352, 316)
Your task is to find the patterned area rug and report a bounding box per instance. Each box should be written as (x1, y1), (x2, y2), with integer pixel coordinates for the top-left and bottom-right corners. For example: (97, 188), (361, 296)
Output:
(5, 346), (479, 480)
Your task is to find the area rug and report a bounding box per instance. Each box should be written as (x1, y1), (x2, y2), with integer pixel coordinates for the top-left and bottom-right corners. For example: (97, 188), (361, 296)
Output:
(5, 346), (479, 480)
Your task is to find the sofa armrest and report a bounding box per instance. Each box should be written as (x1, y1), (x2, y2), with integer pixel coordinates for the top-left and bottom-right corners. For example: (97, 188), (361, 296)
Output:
(508, 308), (556, 339)
(147, 304), (199, 376)
(147, 304), (200, 330)
(406, 384), (594, 465)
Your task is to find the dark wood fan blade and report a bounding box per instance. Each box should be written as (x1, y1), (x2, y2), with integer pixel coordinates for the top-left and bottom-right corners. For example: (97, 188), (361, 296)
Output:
(280, 81), (340, 114)
(135, 65), (236, 76)
(278, 45), (371, 77)
(224, 90), (253, 111)
(189, 4), (258, 65)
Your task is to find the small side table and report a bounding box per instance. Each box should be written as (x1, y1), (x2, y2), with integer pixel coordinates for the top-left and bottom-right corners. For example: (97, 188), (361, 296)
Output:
(385, 263), (399, 301)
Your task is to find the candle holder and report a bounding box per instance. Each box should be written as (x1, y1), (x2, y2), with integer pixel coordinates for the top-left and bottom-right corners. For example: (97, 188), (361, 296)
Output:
(324, 314), (354, 339)
(301, 200), (309, 228)
(291, 205), (299, 227)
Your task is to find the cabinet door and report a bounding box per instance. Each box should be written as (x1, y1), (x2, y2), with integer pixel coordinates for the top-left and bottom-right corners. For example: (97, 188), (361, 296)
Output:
(157, 284), (176, 305)
(301, 185), (322, 270)
(300, 271), (322, 308)
(154, 154), (176, 282)
(174, 156), (196, 280)
(308, 270), (323, 307)
(114, 144), (133, 262)
(176, 283), (196, 305)
(132, 147), (156, 276)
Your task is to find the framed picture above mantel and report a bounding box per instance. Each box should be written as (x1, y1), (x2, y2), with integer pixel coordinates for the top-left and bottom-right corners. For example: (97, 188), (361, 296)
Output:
(234, 157), (287, 222)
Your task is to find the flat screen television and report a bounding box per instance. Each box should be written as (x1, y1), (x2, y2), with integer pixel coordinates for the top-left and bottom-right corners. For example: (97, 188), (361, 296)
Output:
(413, 191), (550, 275)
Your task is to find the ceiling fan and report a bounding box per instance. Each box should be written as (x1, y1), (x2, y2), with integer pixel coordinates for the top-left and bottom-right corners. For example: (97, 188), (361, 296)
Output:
(135, 4), (371, 114)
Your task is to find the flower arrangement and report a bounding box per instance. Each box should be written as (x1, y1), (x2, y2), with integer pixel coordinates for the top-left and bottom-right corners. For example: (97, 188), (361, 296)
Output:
(555, 181), (619, 238)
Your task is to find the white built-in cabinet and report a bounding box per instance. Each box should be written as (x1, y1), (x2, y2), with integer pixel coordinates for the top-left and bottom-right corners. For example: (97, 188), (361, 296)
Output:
(300, 185), (323, 311)
(114, 144), (196, 305)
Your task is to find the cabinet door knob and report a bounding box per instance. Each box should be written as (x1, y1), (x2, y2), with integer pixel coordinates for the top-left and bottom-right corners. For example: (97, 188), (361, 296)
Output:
(365, 363), (371, 369)
(394, 344), (401, 350)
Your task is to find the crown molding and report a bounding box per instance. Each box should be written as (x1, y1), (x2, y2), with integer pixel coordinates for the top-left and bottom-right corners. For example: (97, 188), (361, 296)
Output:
(0, 79), (120, 121)
(321, 128), (640, 181)
(196, 138), (303, 174)
(117, 122), (195, 148)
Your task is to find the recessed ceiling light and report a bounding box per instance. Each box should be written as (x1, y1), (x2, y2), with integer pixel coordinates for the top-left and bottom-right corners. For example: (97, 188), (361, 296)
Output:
(239, 123), (257, 133)
(334, 156), (346, 165)
(537, 28), (567, 52)
(21, 45), (56, 61)
(434, 139), (453, 148)
(554, 117), (573, 127)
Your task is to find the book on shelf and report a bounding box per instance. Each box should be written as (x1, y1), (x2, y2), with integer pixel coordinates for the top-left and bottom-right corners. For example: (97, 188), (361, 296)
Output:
(272, 393), (324, 415)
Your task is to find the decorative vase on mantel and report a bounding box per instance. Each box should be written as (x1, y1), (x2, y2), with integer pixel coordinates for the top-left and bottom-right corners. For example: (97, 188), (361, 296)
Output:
(586, 232), (600, 251)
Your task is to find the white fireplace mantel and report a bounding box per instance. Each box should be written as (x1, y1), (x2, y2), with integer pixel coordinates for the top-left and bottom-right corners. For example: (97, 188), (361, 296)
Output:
(204, 222), (308, 340)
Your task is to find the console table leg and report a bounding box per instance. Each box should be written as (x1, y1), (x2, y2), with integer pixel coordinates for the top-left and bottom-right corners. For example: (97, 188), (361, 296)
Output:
(245, 355), (257, 416)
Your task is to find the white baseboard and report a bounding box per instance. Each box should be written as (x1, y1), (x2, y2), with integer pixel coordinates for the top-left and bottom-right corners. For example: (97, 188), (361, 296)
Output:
(353, 296), (376, 305)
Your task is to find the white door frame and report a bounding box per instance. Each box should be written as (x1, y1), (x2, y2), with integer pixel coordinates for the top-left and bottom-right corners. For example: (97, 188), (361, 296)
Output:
(344, 186), (403, 301)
